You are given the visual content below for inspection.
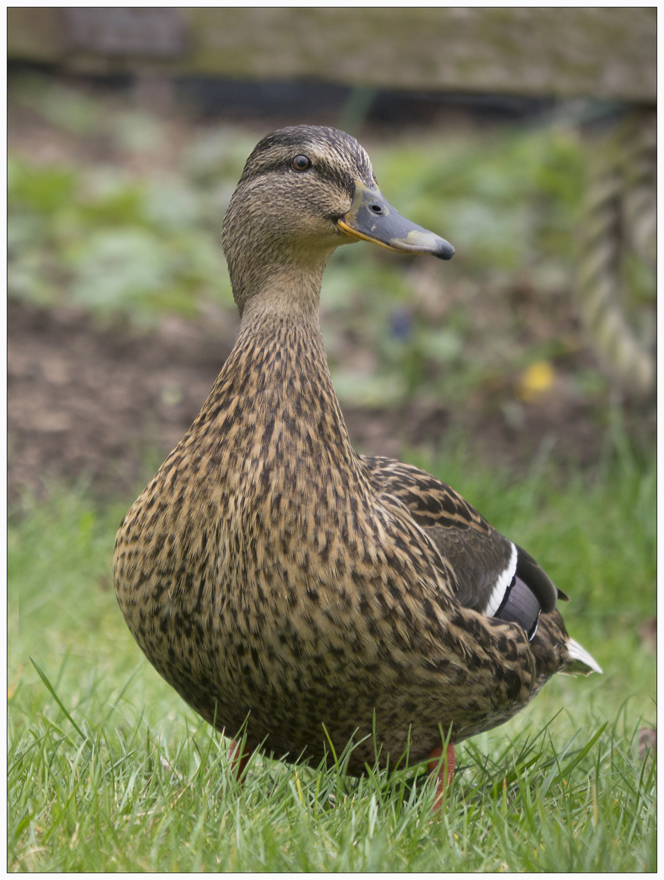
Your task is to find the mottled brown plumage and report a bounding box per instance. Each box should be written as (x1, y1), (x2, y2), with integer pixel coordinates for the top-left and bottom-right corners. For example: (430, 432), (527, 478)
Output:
(114, 125), (600, 782)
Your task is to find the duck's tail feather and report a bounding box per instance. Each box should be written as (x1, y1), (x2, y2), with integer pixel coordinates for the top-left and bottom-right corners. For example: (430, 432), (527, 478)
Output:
(562, 638), (603, 676)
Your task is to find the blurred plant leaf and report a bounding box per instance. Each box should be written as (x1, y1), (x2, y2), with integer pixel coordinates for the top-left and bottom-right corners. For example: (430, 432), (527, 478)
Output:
(68, 228), (172, 312)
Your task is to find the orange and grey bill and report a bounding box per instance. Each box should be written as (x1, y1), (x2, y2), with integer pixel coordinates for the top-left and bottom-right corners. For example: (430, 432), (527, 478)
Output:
(337, 180), (455, 260)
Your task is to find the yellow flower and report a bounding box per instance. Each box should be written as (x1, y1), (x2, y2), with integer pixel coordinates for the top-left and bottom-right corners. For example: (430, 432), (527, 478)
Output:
(517, 360), (555, 402)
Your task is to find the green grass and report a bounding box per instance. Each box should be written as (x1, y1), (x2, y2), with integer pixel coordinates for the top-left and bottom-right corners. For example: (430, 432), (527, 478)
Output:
(7, 707), (656, 871)
(9, 435), (655, 871)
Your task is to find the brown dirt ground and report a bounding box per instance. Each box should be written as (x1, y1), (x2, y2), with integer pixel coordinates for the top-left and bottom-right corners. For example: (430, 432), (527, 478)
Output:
(8, 298), (614, 506)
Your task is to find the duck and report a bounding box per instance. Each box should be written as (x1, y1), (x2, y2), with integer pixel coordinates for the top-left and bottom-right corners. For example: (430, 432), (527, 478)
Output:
(113, 125), (601, 809)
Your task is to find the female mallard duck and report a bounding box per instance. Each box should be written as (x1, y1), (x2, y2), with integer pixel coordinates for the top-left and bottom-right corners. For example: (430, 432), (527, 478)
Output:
(114, 125), (601, 807)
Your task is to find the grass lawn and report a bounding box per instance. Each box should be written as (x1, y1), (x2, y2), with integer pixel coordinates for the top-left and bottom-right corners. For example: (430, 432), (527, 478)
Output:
(8, 428), (655, 872)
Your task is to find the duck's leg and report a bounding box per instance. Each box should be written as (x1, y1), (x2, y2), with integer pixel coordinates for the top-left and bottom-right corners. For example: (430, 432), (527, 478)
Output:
(229, 740), (253, 782)
(427, 743), (455, 811)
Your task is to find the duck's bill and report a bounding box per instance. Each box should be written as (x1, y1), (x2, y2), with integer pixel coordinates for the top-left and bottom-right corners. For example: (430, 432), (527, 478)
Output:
(337, 181), (455, 260)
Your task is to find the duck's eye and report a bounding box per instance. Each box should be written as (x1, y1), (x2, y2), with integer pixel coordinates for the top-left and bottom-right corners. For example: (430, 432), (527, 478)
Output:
(291, 155), (312, 172)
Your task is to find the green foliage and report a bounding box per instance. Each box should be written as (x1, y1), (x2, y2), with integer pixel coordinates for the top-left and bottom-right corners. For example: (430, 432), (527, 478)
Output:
(8, 435), (655, 871)
(369, 124), (586, 269)
(7, 155), (233, 321)
(8, 76), (596, 402)
(320, 124), (595, 406)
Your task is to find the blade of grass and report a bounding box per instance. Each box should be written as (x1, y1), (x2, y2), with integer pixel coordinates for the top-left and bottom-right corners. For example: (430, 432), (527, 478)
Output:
(29, 656), (87, 742)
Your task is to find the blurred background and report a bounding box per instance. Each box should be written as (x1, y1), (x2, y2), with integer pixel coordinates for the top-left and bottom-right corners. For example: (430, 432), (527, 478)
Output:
(8, 7), (656, 502)
(8, 8), (656, 819)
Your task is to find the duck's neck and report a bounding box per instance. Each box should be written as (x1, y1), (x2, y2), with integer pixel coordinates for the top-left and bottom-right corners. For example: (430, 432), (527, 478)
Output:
(203, 263), (363, 477)
(238, 262), (324, 329)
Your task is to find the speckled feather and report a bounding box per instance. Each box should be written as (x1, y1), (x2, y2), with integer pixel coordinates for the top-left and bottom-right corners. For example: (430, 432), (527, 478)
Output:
(114, 126), (599, 776)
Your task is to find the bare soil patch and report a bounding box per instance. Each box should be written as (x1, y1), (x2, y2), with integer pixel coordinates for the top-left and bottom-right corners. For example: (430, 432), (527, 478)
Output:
(9, 299), (612, 506)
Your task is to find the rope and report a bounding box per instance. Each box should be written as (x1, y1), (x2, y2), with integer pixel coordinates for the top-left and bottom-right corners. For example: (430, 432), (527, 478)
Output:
(575, 109), (655, 398)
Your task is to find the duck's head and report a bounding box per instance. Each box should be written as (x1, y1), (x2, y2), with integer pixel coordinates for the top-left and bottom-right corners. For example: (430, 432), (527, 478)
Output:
(222, 125), (454, 314)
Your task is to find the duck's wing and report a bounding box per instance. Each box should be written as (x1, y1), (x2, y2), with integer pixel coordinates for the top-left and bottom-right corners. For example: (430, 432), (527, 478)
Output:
(362, 456), (564, 641)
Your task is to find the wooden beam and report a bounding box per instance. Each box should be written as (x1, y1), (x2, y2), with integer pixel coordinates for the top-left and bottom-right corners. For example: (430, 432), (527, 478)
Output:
(8, 8), (656, 103)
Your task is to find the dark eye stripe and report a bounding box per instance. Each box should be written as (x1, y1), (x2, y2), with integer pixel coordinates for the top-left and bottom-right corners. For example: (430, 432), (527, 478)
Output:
(241, 155), (353, 194)
(312, 159), (353, 191)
